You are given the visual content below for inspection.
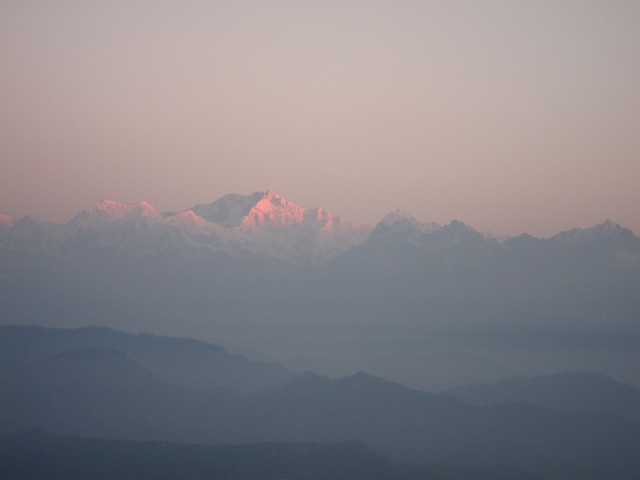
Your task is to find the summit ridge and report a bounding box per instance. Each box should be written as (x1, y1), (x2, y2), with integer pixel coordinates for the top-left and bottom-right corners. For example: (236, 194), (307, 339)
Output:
(1, 192), (638, 265)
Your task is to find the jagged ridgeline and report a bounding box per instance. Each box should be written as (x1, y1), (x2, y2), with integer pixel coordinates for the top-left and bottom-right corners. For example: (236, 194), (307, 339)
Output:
(1, 191), (639, 391)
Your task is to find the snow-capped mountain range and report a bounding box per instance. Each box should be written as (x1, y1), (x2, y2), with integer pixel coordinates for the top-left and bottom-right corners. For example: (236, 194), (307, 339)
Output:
(2, 191), (640, 385)
(0, 191), (373, 264)
(1, 190), (638, 265)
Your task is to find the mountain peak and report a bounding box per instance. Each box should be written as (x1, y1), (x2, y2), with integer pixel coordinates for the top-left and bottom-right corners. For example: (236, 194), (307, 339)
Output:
(371, 209), (440, 241)
(243, 191), (306, 228)
(191, 191), (329, 230)
(445, 219), (479, 236)
(189, 191), (266, 228)
(596, 219), (621, 233)
(165, 210), (210, 228)
(378, 209), (417, 228)
(551, 219), (628, 243)
(129, 201), (160, 218)
(184, 192), (371, 263)
(91, 199), (131, 214)
(70, 200), (160, 224)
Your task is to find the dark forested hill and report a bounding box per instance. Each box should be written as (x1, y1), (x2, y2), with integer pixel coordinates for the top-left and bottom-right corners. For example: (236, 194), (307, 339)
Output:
(0, 430), (537, 480)
(1, 329), (639, 480)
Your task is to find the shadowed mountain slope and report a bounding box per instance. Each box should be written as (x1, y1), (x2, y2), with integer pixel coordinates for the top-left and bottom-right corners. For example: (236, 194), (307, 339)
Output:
(446, 371), (640, 424)
(0, 325), (294, 394)
(2, 343), (639, 479)
(0, 430), (537, 480)
(0, 347), (238, 443)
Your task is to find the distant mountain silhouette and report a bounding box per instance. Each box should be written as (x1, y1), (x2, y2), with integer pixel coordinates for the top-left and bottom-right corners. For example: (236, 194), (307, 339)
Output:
(1, 194), (640, 395)
(0, 430), (536, 480)
(0, 325), (295, 394)
(0, 346), (238, 443)
(232, 371), (640, 479)
(1, 333), (639, 480)
(446, 371), (640, 424)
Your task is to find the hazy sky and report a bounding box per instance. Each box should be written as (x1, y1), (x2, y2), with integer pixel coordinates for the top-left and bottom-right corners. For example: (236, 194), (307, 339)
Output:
(2, 1), (639, 237)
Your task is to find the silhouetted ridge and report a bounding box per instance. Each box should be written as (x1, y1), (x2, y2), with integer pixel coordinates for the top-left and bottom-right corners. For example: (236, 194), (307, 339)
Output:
(1, 330), (640, 479)
(0, 430), (537, 480)
(447, 371), (640, 424)
(0, 325), (295, 394)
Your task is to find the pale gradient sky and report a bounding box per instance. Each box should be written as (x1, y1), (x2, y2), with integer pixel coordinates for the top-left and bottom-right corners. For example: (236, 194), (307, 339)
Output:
(1, 1), (639, 237)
